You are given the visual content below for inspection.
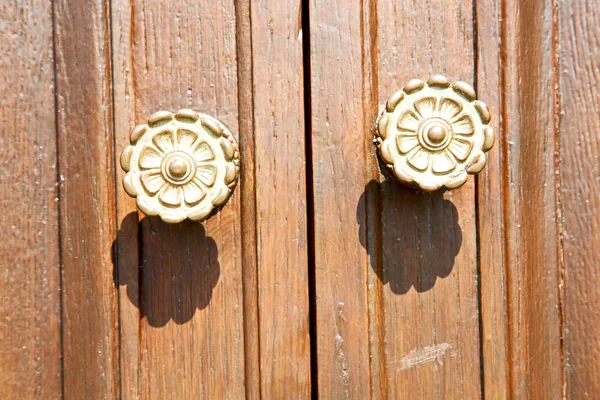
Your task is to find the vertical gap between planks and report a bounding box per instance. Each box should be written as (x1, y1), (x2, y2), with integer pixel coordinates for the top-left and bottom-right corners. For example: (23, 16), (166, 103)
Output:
(498, 0), (513, 394)
(131, 0), (144, 395)
(104, 1), (121, 395)
(235, 0), (262, 396)
(301, 0), (318, 397)
(106, 0), (124, 397)
(472, 0), (485, 398)
(551, 0), (566, 395)
(50, 0), (65, 396)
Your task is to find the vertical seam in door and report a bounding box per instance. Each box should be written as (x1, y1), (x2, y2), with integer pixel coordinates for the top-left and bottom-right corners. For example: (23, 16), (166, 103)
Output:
(498, 0), (514, 396)
(50, 0), (65, 397)
(472, 0), (486, 398)
(127, 1), (144, 395)
(105, 0), (123, 397)
(551, 0), (566, 396)
(301, 0), (318, 397)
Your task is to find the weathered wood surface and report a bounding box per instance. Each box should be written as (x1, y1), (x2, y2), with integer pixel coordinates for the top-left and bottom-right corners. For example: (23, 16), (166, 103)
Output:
(236, 0), (261, 397)
(501, 0), (563, 397)
(476, 0), (509, 398)
(308, 0), (481, 397)
(250, 0), (312, 397)
(110, 0), (141, 397)
(559, 0), (600, 398)
(111, 0), (247, 398)
(110, 0), (311, 398)
(3, 0), (600, 398)
(376, 1), (481, 398)
(307, 0), (373, 396)
(54, 0), (120, 397)
(0, 1), (62, 398)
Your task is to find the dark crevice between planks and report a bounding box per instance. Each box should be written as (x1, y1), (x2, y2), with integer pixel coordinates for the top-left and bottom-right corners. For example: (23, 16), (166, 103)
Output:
(235, 0), (262, 397)
(50, 0), (65, 396)
(301, 0), (318, 397)
(106, 0), (125, 397)
(472, 0), (486, 398)
(498, 0), (514, 395)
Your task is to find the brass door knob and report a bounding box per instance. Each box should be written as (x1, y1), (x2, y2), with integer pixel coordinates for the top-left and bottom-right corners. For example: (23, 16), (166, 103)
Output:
(375, 75), (494, 191)
(120, 110), (240, 223)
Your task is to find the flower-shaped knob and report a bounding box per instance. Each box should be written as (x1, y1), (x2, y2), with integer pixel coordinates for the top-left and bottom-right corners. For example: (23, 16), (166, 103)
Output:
(120, 110), (240, 223)
(375, 76), (495, 191)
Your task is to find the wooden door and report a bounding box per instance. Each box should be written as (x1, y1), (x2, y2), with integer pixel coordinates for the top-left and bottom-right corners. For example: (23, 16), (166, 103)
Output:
(1, 0), (598, 399)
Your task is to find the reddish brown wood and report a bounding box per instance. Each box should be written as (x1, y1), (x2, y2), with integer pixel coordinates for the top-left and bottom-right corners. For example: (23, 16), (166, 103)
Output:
(53, 0), (120, 397)
(363, 1), (387, 398)
(376, 2), (481, 398)
(6, 1), (600, 397)
(0, 1), (62, 398)
(309, 0), (482, 397)
(250, 0), (312, 397)
(111, 0), (247, 397)
(236, 0), (261, 398)
(308, 0), (373, 396)
(475, 0), (510, 398)
(501, 0), (563, 397)
(559, 0), (600, 398)
(110, 0), (141, 398)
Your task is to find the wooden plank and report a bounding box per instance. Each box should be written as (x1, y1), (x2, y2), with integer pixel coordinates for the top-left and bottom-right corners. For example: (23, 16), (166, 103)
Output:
(501, 0), (563, 397)
(250, 0), (312, 397)
(236, 0), (261, 398)
(110, 0), (141, 398)
(362, 2), (386, 398)
(308, 0), (374, 397)
(559, 0), (600, 397)
(53, 0), (119, 397)
(0, 1), (62, 398)
(376, 1), (481, 398)
(475, 0), (509, 398)
(111, 0), (246, 397)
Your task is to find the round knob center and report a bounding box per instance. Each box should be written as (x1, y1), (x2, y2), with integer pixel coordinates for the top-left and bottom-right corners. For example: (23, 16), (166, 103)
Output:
(426, 125), (447, 144)
(168, 158), (188, 178)
(161, 150), (196, 185)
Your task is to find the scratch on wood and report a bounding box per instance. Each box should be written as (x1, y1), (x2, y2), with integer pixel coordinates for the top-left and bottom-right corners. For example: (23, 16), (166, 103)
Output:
(334, 302), (350, 398)
(335, 334), (350, 398)
(396, 343), (453, 370)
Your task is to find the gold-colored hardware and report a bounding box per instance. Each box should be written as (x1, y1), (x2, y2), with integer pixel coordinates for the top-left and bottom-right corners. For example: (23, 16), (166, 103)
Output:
(120, 109), (240, 223)
(375, 75), (495, 191)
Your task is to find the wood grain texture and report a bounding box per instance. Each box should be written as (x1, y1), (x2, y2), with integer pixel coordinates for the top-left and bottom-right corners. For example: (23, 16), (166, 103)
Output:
(501, 0), (563, 397)
(53, 0), (120, 397)
(5, 1), (599, 398)
(475, 0), (509, 398)
(559, 0), (600, 397)
(309, 1), (482, 398)
(0, 1), (62, 398)
(376, 1), (481, 398)
(250, 0), (312, 397)
(110, 0), (141, 397)
(236, 0), (261, 398)
(308, 0), (373, 396)
(111, 0), (246, 397)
